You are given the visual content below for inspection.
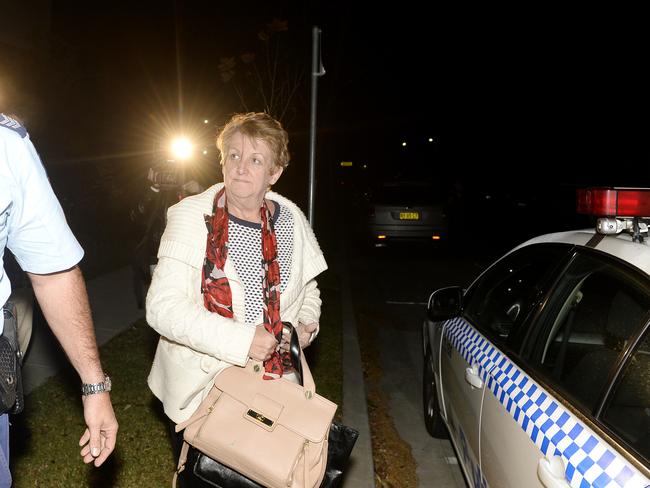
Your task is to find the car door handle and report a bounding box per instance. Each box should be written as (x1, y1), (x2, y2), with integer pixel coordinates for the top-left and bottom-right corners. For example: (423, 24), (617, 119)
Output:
(464, 364), (483, 389)
(537, 455), (571, 488)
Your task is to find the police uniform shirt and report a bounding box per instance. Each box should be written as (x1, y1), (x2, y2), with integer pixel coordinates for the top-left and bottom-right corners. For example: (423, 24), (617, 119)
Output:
(0, 114), (84, 333)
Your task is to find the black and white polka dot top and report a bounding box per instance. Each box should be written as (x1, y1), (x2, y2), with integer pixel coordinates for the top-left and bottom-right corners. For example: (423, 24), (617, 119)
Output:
(227, 201), (294, 324)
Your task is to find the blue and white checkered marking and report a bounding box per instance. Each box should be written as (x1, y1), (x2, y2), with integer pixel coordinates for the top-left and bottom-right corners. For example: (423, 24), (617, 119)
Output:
(444, 317), (650, 488)
(0, 114), (27, 138)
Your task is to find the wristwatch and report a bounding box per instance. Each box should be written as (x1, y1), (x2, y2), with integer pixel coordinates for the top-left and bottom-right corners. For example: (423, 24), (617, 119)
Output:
(81, 374), (112, 396)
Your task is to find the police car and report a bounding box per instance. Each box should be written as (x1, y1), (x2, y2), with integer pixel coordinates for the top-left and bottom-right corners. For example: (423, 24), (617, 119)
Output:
(422, 188), (650, 488)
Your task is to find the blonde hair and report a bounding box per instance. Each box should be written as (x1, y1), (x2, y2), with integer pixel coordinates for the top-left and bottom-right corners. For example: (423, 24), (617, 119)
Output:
(216, 112), (290, 172)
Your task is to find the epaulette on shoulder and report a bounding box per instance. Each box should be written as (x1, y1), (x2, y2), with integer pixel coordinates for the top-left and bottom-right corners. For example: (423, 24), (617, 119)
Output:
(0, 114), (28, 138)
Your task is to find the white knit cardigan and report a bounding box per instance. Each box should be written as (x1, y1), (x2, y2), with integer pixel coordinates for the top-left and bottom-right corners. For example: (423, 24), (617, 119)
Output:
(146, 183), (328, 423)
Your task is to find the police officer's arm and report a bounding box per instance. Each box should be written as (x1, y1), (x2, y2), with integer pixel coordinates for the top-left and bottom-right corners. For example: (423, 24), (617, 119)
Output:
(4, 124), (118, 466)
(28, 266), (118, 467)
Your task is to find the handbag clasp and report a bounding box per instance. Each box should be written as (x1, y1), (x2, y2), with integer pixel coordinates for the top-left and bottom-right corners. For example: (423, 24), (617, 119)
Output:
(246, 409), (274, 427)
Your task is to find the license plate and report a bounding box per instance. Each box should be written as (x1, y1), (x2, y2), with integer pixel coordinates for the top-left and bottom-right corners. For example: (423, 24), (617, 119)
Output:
(399, 212), (419, 220)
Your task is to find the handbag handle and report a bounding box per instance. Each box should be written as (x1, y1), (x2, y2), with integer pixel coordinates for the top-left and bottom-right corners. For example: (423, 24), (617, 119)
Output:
(284, 322), (316, 394)
(244, 323), (316, 395)
(286, 321), (303, 386)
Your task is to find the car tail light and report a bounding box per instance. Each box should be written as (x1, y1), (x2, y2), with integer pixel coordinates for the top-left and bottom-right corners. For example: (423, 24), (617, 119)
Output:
(576, 188), (650, 217)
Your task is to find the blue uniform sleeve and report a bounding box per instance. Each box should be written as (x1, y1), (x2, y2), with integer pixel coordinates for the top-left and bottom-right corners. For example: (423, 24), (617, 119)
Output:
(3, 131), (84, 274)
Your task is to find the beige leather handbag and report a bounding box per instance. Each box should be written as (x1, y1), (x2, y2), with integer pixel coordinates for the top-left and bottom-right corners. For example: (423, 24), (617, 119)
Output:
(174, 352), (337, 488)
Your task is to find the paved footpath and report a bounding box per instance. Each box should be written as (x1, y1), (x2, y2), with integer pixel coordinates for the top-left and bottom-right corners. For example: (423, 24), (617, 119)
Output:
(21, 266), (144, 394)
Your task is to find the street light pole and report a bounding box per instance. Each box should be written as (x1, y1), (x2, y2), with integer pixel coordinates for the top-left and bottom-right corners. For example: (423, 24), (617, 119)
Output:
(308, 26), (325, 227)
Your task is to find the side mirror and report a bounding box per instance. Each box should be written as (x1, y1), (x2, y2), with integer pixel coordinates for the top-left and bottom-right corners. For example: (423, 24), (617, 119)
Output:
(427, 286), (464, 322)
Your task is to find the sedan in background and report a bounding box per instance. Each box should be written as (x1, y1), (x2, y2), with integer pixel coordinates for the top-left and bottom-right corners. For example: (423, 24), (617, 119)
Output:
(366, 181), (447, 247)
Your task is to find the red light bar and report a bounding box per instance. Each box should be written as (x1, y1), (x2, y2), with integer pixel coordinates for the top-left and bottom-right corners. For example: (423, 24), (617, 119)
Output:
(577, 188), (650, 217)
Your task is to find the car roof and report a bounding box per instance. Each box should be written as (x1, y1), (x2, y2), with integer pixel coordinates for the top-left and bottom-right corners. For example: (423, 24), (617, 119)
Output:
(516, 229), (650, 276)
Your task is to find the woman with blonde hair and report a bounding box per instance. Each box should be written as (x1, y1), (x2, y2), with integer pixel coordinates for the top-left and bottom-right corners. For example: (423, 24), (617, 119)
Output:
(146, 112), (327, 486)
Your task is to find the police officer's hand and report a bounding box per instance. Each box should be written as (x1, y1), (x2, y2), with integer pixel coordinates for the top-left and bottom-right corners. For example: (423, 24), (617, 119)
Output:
(79, 393), (119, 467)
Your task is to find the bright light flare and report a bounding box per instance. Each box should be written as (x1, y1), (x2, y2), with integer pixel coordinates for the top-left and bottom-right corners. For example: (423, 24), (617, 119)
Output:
(170, 137), (193, 160)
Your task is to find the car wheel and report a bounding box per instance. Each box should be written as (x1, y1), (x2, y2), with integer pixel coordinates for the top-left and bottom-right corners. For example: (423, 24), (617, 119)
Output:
(423, 346), (447, 438)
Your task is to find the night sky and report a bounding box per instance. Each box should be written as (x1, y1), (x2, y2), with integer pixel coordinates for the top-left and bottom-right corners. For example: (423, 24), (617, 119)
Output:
(2, 3), (650, 199)
(1, 1), (649, 275)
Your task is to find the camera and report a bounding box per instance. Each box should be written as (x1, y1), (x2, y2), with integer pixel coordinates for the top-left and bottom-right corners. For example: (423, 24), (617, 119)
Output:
(147, 163), (179, 189)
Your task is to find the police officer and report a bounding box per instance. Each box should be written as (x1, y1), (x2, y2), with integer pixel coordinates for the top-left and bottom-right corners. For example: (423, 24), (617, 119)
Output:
(0, 113), (118, 486)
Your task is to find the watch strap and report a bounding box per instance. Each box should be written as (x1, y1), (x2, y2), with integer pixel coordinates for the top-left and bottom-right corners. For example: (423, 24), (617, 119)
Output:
(81, 374), (111, 396)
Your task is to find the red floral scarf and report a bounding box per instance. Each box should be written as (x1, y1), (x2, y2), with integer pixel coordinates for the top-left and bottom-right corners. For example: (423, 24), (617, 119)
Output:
(202, 187), (288, 379)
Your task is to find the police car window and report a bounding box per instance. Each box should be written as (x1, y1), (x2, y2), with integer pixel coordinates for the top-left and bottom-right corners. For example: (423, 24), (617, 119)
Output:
(602, 327), (650, 465)
(463, 244), (569, 348)
(530, 252), (650, 414)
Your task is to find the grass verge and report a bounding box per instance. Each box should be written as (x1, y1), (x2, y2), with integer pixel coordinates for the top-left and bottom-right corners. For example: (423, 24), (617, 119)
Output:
(10, 271), (341, 487)
(356, 301), (419, 487)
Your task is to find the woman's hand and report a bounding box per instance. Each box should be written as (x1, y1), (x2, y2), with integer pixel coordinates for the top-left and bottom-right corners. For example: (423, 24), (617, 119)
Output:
(278, 325), (291, 353)
(277, 322), (318, 353)
(296, 322), (318, 349)
(248, 326), (278, 361)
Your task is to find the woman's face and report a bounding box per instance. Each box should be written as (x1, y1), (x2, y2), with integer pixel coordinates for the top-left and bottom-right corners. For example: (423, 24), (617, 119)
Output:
(222, 131), (282, 203)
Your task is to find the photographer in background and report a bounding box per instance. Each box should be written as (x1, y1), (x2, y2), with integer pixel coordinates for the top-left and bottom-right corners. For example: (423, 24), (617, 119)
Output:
(130, 151), (204, 308)
(0, 113), (118, 487)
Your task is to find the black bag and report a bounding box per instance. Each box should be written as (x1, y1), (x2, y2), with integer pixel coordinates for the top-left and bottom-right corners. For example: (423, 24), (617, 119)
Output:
(288, 323), (359, 488)
(179, 446), (264, 488)
(178, 324), (359, 488)
(0, 302), (24, 414)
(321, 421), (359, 487)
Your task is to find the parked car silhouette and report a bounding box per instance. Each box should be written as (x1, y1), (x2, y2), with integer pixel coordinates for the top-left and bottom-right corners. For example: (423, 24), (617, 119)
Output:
(366, 181), (447, 247)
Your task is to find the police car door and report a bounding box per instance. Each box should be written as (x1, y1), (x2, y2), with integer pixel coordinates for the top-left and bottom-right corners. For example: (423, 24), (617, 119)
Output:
(450, 243), (570, 487)
(486, 250), (650, 488)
